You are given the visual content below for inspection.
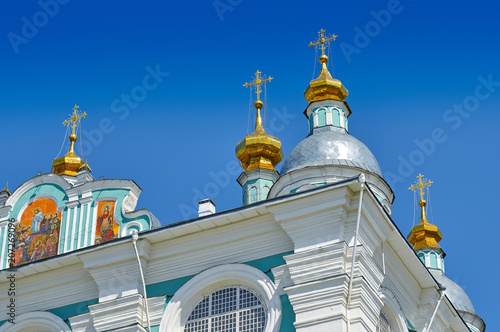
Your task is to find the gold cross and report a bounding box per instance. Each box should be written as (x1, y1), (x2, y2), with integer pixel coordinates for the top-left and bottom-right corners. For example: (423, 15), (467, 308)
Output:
(63, 105), (87, 135)
(309, 29), (337, 57)
(409, 174), (433, 201)
(243, 70), (273, 102)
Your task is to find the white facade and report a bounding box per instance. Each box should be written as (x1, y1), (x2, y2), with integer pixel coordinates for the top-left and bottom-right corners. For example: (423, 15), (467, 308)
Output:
(0, 174), (474, 331)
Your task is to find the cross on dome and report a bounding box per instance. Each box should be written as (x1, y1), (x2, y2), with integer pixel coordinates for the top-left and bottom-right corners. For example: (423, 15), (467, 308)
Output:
(243, 70), (273, 106)
(308, 29), (337, 61)
(63, 105), (87, 137)
(409, 173), (433, 202)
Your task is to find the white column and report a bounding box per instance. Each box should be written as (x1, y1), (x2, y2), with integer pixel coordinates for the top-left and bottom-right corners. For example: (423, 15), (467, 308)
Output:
(326, 108), (333, 125)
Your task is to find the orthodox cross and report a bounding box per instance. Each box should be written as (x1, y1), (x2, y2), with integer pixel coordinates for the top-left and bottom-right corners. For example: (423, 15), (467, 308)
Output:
(63, 105), (87, 135)
(243, 70), (273, 102)
(308, 29), (337, 57)
(409, 174), (433, 201)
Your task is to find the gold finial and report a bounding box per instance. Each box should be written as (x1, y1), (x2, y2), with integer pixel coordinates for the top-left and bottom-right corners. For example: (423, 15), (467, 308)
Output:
(407, 174), (443, 252)
(52, 105), (87, 176)
(236, 71), (282, 172)
(409, 173), (433, 223)
(64, 105), (87, 137)
(409, 173), (433, 202)
(308, 29), (337, 63)
(244, 70), (273, 133)
(244, 70), (273, 108)
(304, 29), (348, 103)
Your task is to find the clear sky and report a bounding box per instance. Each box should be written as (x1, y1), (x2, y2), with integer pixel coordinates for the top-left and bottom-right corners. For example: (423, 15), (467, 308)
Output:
(1, 0), (499, 327)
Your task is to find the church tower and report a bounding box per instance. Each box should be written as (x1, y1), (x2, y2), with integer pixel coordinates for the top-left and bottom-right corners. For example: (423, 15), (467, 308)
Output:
(408, 174), (485, 332)
(268, 30), (394, 212)
(235, 71), (283, 205)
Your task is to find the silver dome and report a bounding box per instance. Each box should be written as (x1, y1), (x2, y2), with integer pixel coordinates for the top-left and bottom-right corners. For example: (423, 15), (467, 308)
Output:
(431, 271), (475, 314)
(280, 127), (382, 176)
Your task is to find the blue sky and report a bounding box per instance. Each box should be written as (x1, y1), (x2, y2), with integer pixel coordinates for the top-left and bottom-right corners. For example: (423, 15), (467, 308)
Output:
(1, 0), (499, 327)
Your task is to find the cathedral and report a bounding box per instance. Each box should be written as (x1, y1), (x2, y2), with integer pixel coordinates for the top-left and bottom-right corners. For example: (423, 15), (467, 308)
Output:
(0, 30), (485, 332)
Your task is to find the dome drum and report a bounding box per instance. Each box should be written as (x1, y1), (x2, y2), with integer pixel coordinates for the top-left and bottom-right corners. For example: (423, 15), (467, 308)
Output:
(269, 163), (394, 211)
(304, 100), (351, 133)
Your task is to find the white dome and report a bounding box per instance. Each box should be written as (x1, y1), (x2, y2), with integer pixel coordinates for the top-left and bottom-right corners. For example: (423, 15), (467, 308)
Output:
(280, 127), (382, 177)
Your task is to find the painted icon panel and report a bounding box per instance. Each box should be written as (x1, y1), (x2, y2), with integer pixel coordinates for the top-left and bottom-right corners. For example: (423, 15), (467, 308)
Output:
(11, 197), (62, 267)
(95, 201), (119, 244)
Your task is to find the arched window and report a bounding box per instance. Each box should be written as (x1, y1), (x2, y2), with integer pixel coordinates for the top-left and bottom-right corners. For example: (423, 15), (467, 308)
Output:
(377, 310), (393, 332)
(430, 252), (438, 269)
(184, 285), (267, 332)
(262, 186), (270, 200)
(249, 186), (258, 204)
(317, 108), (326, 127)
(331, 108), (341, 127)
(160, 264), (281, 332)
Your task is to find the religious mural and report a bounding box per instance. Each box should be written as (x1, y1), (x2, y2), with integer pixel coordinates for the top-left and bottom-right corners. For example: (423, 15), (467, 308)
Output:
(11, 197), (62, 267)
(95, 201), (119, 244)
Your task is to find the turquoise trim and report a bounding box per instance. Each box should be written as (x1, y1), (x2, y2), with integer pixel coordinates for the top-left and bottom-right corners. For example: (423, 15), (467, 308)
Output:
(0, 297), (97, 330)
(147, 251), (293, 298)
(374, 192), (384, 203)
(280, 294), (296, 331)
(48, 298), (98, 326)
(151, 325), (160, 332)
(407, 318), (417, 332)
(92, 189), (151, 232)
(147, 275), (194, 299)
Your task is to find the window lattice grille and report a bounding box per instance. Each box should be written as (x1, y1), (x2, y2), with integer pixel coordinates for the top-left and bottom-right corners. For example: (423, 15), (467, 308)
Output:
(184, 286), (267, 332)
(377, 310), (393, 332)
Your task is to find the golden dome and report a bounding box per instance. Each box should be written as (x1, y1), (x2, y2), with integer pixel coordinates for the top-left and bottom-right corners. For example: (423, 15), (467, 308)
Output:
(304, 29), (348, 103)
(236, 106), (283, 172)
(52, 105), (88, 176)
(407, 199), (443, 251)
(236, 71), (282, 171)
(304, 55), (348, 103)
(407, 174), (443, 252)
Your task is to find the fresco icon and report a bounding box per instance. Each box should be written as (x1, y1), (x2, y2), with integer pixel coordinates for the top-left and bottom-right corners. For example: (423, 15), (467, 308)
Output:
(11, 197), (62, 267)
(95, 201), (119, 244)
